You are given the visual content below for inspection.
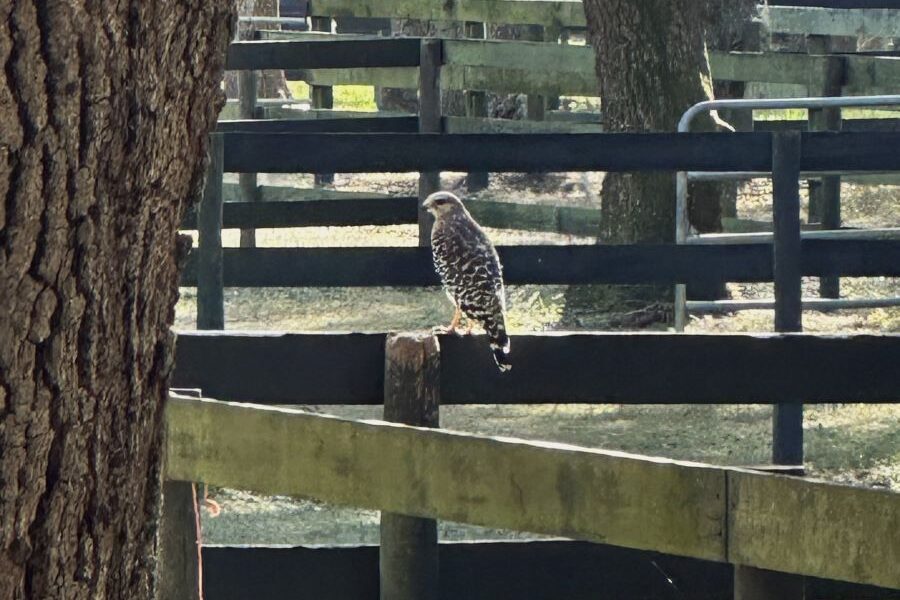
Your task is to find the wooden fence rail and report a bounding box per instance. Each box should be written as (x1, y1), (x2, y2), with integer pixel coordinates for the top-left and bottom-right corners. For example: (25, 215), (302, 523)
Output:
(200, 539), (899, 600)
(165, 393), (900, 590)
(179, 239), (900, 288)
(171, 331), (900, 405)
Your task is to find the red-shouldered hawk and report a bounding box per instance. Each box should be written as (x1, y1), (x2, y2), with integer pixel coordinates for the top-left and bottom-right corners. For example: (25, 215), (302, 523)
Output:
(423, 191), (511, 372)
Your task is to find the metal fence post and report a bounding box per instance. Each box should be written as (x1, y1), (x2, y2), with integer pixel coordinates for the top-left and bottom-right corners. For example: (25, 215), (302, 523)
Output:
(380, 334), (441, 600)
(197, 133), (225, 330)
(418, 38), (443, 246)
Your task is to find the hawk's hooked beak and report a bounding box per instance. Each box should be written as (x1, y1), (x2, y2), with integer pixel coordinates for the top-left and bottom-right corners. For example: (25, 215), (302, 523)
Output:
(422, 197), (435, 210)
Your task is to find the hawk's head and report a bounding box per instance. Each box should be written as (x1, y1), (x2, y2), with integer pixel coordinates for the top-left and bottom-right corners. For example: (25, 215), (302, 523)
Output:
(423, 191), (467, 218)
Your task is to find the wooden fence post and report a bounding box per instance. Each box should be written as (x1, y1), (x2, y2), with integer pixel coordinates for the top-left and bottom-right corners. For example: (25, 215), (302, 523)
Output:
(807, 38), (844, 299)
(160, 388), (204, 600)
(418, 38), (443, 246)
(238, 68), (260, 248)
(311, 16), (335, 186)
(464, 22), (489, 192)
(735, 130), (805, 599)
(197, 133), (225, 330)
(380, 334), (441, 600)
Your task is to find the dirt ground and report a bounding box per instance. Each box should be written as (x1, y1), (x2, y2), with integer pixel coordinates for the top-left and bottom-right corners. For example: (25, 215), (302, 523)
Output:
(176, 170), (900, 546)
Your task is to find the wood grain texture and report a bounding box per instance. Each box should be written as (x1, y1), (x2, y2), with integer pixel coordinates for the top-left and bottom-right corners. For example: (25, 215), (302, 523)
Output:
(166, 396), (728, 562)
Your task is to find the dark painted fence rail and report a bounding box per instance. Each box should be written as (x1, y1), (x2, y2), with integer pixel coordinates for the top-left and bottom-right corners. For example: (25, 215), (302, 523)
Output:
(172, 331), (900, 406)
(179, 240), (900, 287)
(201, 540), (899, 600)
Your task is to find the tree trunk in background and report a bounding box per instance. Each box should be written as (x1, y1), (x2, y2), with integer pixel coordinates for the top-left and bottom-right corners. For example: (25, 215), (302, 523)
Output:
(226, 0), (292, 100)
(585, 0), (719, 243)
(705, 0), (761, 219)
(0, 2), (234, 598)
(564, 0), (724, 321)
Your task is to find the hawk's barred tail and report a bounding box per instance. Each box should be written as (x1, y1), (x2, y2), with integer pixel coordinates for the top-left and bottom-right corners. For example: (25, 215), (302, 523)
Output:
(488, 326), (512, 373)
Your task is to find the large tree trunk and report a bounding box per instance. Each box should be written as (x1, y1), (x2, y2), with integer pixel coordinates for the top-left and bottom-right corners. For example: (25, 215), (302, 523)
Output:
(0, 2), (234, 599)
(564, 1), (730, 322)
(585, 0), (718, 243)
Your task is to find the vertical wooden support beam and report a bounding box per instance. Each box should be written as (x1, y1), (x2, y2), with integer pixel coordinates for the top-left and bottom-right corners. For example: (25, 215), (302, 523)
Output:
(807, 39), (844, 299)
(311, 16), (335, 186)
(160, 389), (204, 600)
(380, 334), (440, 600)
(197, 133), (225, 330)
(771, 130), (803, 467)
(522, 25), (546, 121)
(544, 25), (562, 112)
(418, 38), (442, 246)
(238, 69), (260, 248)
(734, 131), (805, 600)
(464, 22), (488, 193)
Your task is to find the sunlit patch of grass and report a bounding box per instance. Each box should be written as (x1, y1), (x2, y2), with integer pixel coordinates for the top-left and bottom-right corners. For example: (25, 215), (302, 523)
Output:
(755, 107), (900, 121)
(285, 81), (376, 111)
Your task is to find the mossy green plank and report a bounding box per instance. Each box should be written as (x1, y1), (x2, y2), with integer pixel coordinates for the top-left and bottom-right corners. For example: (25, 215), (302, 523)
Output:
(728, 470), (900, 590)
(709, 51), (828, 88)
(295, 67), (419, 89)
(166, 396), (726, 561)
(844, 55), (900, 96)
(306, 0), (586, 28)
(443, 116), (602, 134)
(763, 6), (900, 38)
(449, 65), (596, 96)
(443, 39), (593, 72)
(221, 183), (393, 203)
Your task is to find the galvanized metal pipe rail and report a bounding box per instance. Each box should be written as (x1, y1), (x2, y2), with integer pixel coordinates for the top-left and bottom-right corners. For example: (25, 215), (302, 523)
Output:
(674, 94), (900, 331)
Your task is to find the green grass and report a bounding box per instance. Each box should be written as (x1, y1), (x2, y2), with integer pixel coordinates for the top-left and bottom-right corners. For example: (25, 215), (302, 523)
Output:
(287, 82), (377, 111)
(755, 107), (900, 121)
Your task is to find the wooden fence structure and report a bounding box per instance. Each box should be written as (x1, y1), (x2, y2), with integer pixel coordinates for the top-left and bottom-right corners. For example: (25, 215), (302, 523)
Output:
(170, 122), (900, 597)
(165, 329), (900, 598)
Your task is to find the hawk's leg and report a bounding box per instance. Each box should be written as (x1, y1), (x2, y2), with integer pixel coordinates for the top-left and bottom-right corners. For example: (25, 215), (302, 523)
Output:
(433, 306), (463, 335)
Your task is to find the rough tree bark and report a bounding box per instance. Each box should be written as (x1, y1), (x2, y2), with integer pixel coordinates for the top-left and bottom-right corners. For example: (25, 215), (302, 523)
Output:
(564, 1), (738, 321)
(0, 2), (234, 599)
(584, 0), (720, 244)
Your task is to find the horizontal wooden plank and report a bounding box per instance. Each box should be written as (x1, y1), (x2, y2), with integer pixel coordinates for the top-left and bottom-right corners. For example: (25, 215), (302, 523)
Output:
(844, 54), (900, 95)
(179, 240), (900, 287)
(181, 197), (601, 235)
(769, 0), (900, 7)
(728, 469), (900, 589)
(172, 331), (386, 404)
(801, 132), (900, 171)
(754, 118), (900, 133)
(216, 116), (420, 134)
(182, 197), (418, 229)
(763, 5), (900, 37)
(172, 332), (900, 405)
(225, 39), (421, 71)
(221, 132), (774, 173)
(306, 0), (587, 27)
(201, 540), (733, 600)
(709, 51), (830, 88)
(444, 115), (603, 133)
(166, 396), (900, 588)
(222, 183), (395, 203)
(439, 332), (900, 405)
(201, 541), (898, 600)
(166, 396), (728, 562)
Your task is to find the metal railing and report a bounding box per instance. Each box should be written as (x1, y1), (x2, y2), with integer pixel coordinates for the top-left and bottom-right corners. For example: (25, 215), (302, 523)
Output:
(674, 94), (900, 331)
